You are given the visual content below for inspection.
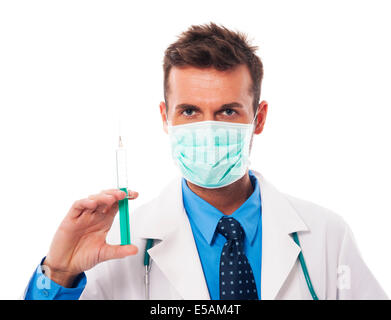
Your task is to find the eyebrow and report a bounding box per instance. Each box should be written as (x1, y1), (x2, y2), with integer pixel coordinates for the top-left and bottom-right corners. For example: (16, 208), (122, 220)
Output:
(175, 102), (244, 110)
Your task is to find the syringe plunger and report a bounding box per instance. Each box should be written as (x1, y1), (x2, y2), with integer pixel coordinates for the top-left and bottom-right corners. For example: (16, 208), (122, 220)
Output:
(116, 137), (128, 188)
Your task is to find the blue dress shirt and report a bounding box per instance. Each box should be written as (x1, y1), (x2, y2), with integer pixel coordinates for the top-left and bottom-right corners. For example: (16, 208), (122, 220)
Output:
(182, 170), (262, 300)
(24, 257), (86, 300)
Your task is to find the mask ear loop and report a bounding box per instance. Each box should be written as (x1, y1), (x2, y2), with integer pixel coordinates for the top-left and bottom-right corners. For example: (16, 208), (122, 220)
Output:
(246, 107), (260, 159)
(251, 107), (260, 131)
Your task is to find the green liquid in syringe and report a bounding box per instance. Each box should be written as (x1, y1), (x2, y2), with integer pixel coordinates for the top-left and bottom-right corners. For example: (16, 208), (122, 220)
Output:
(118, 187), (131, 245)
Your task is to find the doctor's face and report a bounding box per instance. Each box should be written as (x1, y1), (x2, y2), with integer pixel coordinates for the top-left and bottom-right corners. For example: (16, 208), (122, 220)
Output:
(160, 65), (268, 135)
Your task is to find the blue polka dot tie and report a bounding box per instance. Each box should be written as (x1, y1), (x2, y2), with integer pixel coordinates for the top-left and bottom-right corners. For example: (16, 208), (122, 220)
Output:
(216, 217), (258, 300)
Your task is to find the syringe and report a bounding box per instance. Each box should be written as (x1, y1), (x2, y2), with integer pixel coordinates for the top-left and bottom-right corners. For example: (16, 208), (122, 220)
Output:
(116, 136), (131, 245)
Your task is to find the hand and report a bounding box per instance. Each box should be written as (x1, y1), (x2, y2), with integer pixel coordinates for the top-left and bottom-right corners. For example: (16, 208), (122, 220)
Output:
(43, 189), (139, 287)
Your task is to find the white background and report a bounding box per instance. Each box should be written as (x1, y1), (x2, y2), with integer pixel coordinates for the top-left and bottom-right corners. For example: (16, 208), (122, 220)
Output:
(0, 0), (390, 299)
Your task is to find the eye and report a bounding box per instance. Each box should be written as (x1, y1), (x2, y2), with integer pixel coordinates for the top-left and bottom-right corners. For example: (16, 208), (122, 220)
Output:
(221, 108), (237, 116)
(182, 108), (196, 116)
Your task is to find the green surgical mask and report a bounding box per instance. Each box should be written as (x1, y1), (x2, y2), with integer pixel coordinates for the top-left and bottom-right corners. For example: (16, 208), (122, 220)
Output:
(167, 115), (257, 189)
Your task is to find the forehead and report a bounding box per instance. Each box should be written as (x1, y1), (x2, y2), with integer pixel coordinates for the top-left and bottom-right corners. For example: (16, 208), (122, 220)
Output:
(167, 65), (253, 107)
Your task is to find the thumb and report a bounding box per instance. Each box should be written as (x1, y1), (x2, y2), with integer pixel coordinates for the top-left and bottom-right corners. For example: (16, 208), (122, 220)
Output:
(99, 244), (138, 262)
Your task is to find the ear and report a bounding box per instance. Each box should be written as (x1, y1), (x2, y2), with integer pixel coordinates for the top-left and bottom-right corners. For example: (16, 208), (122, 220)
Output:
(253, 100), (268, 135)
(159, 101), (168, 134)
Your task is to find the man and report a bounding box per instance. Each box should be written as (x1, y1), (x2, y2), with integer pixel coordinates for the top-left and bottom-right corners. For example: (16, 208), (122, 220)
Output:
(24, 23), (387, 300)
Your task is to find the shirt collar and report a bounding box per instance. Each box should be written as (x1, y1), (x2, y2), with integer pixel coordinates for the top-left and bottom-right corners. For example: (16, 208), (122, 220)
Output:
(182, 170), (262, 245)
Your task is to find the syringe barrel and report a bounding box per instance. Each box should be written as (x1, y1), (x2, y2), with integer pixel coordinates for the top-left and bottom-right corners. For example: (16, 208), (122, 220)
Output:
(116, 147), (128, 188)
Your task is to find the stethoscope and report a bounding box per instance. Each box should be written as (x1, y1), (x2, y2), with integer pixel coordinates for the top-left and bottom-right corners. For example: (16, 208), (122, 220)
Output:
(143, 232), (319, 300)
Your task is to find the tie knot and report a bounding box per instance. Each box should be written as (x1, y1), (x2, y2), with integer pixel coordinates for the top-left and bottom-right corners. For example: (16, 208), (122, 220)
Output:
(216, 217), (243, 240)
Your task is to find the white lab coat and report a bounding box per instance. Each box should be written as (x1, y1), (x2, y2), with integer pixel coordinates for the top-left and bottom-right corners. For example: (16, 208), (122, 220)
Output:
(76, 170), (387, 300)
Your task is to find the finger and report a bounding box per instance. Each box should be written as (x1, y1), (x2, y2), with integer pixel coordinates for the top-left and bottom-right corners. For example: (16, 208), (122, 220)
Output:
(99, 244), (138, 263)
(126, 190), (139, 200)
(103, 189), (139, 200)
(101, 188), (139, 200)
(68, 198), (98, 219)
(101, 189), (127, 201)
(88, 193), (118, 209)
(105, 201), (119, 216)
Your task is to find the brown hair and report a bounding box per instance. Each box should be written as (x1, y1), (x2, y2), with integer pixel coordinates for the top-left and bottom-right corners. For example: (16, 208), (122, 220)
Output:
(163, 22), (264, 113)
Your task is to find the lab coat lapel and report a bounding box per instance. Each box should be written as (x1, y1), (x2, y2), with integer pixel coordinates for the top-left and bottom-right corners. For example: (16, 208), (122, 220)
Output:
(252, 171), (309, 299)
(135, 176), (210, 300)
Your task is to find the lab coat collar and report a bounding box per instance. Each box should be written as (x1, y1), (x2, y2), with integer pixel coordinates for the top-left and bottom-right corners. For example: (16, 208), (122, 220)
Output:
(181, 170), (261, 246)
(135, 169), (308, 300)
